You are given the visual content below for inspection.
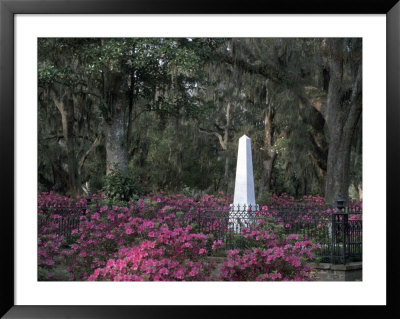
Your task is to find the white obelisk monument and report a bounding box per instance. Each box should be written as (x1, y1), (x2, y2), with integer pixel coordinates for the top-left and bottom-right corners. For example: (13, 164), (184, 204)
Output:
(230, 135), (258, 232)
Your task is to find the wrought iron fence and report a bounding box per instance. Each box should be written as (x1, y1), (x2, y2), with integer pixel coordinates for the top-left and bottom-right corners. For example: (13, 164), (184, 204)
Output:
(38, 197), (362, 264)
(330, 208), (362, 264)
(38, 205), (86, 241)
(179, 203), (362, 264)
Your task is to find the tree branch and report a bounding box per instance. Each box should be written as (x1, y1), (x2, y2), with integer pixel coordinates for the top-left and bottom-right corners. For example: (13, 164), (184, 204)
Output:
(198, 127), (227, 150)
(40, 135), (96, 142)
(220, 51), (328, 119)
(302, 86), (327, 117)
(78, 135), (102, 175)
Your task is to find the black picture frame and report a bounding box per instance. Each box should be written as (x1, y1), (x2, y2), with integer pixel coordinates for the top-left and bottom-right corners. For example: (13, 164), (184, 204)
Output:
(1, 0), (399, 318)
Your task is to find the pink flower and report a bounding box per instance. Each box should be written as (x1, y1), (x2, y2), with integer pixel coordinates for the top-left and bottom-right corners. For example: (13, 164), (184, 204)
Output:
(106, 233), (114, 239)
(174, 269), (185, 280)
(287, 234), (298, 241)
(228, 249), (239, 256)
(159, 268), (169, 275)
(189, 269), (199, 277)
(212, 240), (223, 250)
(106, 259), (115, 267)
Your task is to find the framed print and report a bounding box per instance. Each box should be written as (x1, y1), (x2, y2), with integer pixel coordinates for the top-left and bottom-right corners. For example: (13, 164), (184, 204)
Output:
(1, 0), (399, 318)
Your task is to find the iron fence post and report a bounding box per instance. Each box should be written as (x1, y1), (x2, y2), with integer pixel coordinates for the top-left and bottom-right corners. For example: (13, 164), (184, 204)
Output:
(86, 194), (92, 205)
(331, 212), (335, 264)
(336, 193), (347, 264)
(343, 212), (349, 264)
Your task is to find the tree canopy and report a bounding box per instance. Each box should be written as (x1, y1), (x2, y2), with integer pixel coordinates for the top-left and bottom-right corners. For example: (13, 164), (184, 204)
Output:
(38, 37), (362, 204)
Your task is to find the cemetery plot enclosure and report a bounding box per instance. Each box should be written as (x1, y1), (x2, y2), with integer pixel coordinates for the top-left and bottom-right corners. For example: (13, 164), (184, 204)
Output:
(181, 205), (362, 264)
(38, 202), (362, 265)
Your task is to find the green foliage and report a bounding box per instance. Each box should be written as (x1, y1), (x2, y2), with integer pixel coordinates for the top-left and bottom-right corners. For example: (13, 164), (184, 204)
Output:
(258, 191), (274, 206)
(38, 65), (59, 86)
(38, 265), (70, 281)
(37, 37), (362, 201)
(230, 233), (252, 251)
(102, 168), (141, 202)
(179, 186), (203, 198)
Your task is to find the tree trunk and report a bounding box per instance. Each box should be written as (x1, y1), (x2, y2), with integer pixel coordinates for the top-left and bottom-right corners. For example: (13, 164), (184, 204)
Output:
(258, 96), (276, 199)
(65, 97), (80, 195)
(51, 90), (81, 196)
(174, 117), (183, 177)
(298, 98), (327, 196)
(221, 102), (230, 192)
(323, 44), (362, 204)
(258, 151), (276, 197)
(325, 130), (353, 205)
(105, 109), (129, 175)
(357, 184), (363, 202)
(224, 155), (230, 194)
(303, 177), (308, 196)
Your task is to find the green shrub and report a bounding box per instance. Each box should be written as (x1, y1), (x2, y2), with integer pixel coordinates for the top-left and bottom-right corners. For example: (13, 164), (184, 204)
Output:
(102, 168), (141, 203)
(258, 191), (274, 206)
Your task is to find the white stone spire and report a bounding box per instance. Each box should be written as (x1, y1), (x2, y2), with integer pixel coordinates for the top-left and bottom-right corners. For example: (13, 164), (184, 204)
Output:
(230, 135), (258, 232)
(232, 135), (256, 209)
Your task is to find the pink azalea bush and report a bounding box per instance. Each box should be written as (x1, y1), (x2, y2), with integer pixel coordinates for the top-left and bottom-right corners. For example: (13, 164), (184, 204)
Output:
(38, 233), (67, 280)
(88, 225), (216, 281)
(38, 192), (361, 281)
(219, 227), (320, 281)
(38, 191), (230, 280)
